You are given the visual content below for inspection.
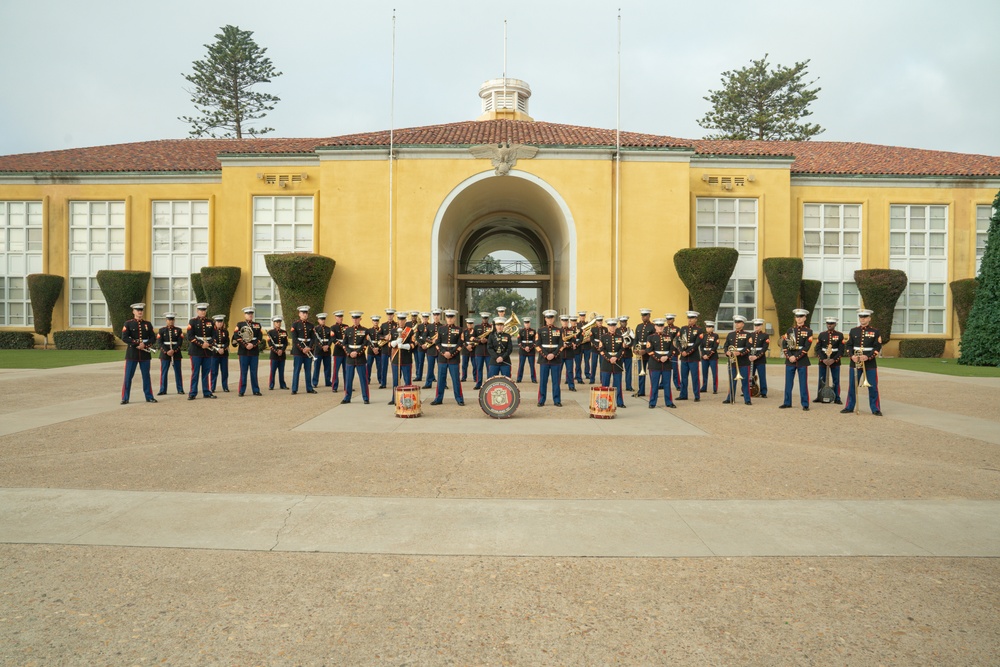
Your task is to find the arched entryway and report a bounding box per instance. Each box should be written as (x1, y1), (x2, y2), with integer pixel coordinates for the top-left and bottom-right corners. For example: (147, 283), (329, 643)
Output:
(430, 170), (576, 318)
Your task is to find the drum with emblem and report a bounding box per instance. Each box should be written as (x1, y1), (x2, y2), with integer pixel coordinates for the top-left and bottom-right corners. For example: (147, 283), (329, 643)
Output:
(394, 385), (422, 418)
(589, 386), (616, 419)
(478, 375), (520, 419)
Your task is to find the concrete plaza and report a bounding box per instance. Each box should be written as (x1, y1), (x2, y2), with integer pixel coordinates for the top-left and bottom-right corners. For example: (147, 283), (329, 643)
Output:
(1, 360), (998, 665)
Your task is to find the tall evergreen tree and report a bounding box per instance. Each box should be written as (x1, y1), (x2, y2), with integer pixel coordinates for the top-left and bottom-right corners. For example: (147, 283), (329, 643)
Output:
(179, 25), (282, 138)
(958, 189), (1000, 365)
(699, 54), (824, 141)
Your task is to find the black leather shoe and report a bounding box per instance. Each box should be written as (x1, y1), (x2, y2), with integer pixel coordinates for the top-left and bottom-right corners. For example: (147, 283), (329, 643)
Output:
(834, 399), (843, 405)
(802, 406), (809, 411)
(666, 404), (677, 409)
(873, 411), (883, 416)
(307, 389), (317, 394)
(760, 394), (767, 398)
(340, 398), (351, 404)
(291, 391), (297, 395)
(676, 397), (688, 401)
(177, 391), (184, 395)
(636, 392), (646, 397)
(618, 404), (627, 409)
(206, 394), (217, 399)
(146, 398), (157, 403)
(694, 398), (700, 402)
(253, 392), (263, 396)
(239, 393), (245, 397)
(223, 389), (230, 393)
(156, 391), (166, 396)
(537, 402), (544, 407)
(568, 387), (576, 392)
(387, 399), (395, 405)
(779, 404), (791, 409)
(120, 400), (128, 405)
(379, 384), (386, 389)
(457, 401), (465, 406)
(722, 399), (732, 404)
(554, 403), (562, 407)
(188, 396), (196, 401)
(648, 404), (656, 409)
(430, 400), (442, 405)
(363, 400), (369, 404)
(745, 401), (752, 406)
(840, 408), (852, 413)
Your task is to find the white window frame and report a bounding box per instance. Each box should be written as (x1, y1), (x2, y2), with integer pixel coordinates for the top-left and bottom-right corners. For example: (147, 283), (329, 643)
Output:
(252, 196), (314, 322)
(151, 200), (209, 323)
(802, 203), (863, 330)
(888, 204), (948, 335)
(803, 203), (861, 257)
(69, 201), (125, 328)
(976, 205), (992, 276)
(697, 198), (758, 328)
(0, 201), (44, 326)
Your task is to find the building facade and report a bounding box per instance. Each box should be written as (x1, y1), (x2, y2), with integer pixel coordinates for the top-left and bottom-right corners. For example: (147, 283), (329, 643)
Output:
(1, 80), (997, 356)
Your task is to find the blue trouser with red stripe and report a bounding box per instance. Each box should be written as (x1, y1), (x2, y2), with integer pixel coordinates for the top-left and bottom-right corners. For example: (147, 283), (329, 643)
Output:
(700, 357), (718, 392)
(648, 368), (674, 407)
(122, 360), (153, 402)
(343, 363), (370, 402)
(189, 356), (212, 397)
(600, 371), (625, 407)
(239, 354), (259, 395)
(269, 357), (287, 389)
(817, 363), (840, 400)
(845, 366), (880, 413)
(159, 356), (183, 393)
(678, 360), (701, 399)
(435, 363), (463, 403)
(783, 365), (809, 407)
(725, 364), (751, 403)
(538, 363), (562, 405)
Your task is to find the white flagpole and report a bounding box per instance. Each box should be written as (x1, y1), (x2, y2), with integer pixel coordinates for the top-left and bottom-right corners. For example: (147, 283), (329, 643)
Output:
(388, 9), (396, 308)
(503, 19), (507, 107)
(614, 10), (622, 314)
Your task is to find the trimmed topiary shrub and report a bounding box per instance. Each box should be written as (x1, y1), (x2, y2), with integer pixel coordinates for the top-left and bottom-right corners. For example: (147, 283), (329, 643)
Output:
(264, 253), (336, 324)
(54, 330), (117, 350)
(200, 266), (241, 320)
(800, 279), (821, 319)
(854, 269), (907, 343)
(28, 273), (64, 348)
(899, 339), (946, 358)
(0, 331), (35, 349)
(960, 188), (1000, 366)
(191, 272), (207, 304)
(672, 247), (739, 324)
(763, 258), (803, 336)
(950, 278), (977, 336)
(96, 270), (150, 336)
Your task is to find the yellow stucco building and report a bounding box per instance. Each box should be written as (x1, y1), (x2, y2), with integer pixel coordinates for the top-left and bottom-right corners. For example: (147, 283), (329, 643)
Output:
(1, 78), (997, 356)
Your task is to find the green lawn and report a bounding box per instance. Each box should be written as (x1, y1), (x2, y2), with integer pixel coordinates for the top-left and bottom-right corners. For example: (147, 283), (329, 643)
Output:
(764, 356), (1000, 377)
(0, 349), (122, 369)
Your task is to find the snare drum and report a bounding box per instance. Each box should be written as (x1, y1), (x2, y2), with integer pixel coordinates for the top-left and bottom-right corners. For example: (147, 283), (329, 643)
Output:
(479, 375), (520, 419)
(589, 386), (616, 419)
(394, 385), (422, 418)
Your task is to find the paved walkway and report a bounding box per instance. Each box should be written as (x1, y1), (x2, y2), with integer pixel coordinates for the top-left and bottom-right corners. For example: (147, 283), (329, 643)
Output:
(2, 488), (998, 557)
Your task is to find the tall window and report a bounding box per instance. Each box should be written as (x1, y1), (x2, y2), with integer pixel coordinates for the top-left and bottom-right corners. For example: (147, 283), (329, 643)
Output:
(0, 201), (44, 326)
(802, 203), (863, 329)
(976, 205), (992, 276)
(252, 196), (314, 321)
(69, 201), (125, 327)
(889, 204), (948, 334)
(697, 198), (758, 324)
(151, 201), (209, 322)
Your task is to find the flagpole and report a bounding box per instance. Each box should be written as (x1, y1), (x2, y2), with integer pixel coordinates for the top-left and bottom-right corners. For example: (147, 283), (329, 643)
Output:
(388, 9), (396, 309)
(614, 9), (622, 314)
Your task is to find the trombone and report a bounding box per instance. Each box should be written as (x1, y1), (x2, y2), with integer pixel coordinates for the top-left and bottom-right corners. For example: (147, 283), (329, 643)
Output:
(726, 345), (743, 405)
(854, 348), (871, 415)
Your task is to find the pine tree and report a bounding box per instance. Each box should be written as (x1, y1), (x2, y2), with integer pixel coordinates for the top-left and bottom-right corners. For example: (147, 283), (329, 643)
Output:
(699, 54), (824, 141)
(958, 189), (1000, 365)
(179, 25), (282, 138)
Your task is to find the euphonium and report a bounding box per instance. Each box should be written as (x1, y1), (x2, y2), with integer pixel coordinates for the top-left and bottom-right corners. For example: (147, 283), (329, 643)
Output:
(502, 311), (522, 336)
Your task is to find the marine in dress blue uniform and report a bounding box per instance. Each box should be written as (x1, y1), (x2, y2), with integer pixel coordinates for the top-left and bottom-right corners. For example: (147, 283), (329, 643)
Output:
(722, 316), (752, 405)
(619, 315), (634, 392)
(486, 317), (513, 378)
(186, 303), (216, 399)
(815, 317), (844, 404)
(596, 318), (627, 408)
(311, 313), (333, 387)
(156, 313), (184, 395)
(535, 310), (563, 407)
(664, 314), (682, 390)
(419, 310), (442, 389)
(560, 315), (578, 391)
(289, 305), (317, 394)
(414, 312), (431, 384)
(516, 317), (537, 383)
(841, 309), (883, 416)
(266, 316), (289, 390)
(460, 317), (476, 382)
(699, 321), (720, 394)
(329, 311), (347, 392)
(779, 309), (814, 410)
(232, 307), (263, 396)
(387, 321), (415, 404)
(472, 311), (491, 389)
(209, 314), (230, 393)
(749, 318), (770, 399)
(676, 311), (703, 401)
(644, 319), (676, 409)
(574, 311), (589, 384)
(120, 303), (156, 404)
(633, 309), (655, 397)
(365, 315), (381, 386)
(430, 310), (465, 405)
(341, 311), (371, 404)
(587, 316), (607, 384)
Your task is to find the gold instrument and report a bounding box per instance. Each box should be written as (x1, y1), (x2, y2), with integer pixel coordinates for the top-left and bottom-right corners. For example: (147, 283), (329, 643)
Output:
(621, 326), (635, 349)
(580, 317), (599, 344)
(783, 327), (801, 353)
(502, 311), (522, 337)
(825, 339), (833, 359)
(726, 345), (744, 381)
(421, 330), (438, 350)
(239, 324), (255, 348)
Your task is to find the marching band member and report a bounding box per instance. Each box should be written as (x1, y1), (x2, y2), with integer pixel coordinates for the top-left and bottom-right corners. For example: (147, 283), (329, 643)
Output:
(472, 311), (491, 390)
(186, 303), (216, 400)
(842, 309), (883, 416)
(376, 309), (395, 388)
(516, 316), (537, 383)
(430, 310), (465, 406)
(597, 317), (627, 408)
(779, 308), (813, 411)
(486, 316), (513, 378)
(633, 309), (655, 397)
(664, 313), (681, 390)
(387, 320), (415, 404)
(266, 315), (289, 391)
(414, 311), (431, 383)
(366, 315), (381, 386)
(232, 306), (263, 397)
(575, 311), (589, 384)
(588, 315), (607, 384)
(461, 316), (476, 383)
(209, 314), (230, 393)
(535, 309), (563, 407)
(419, 309), (441, 389)
(330, 311), (347, 392)
(290, 305), (317, 394)
(675, 311), (703, 401)
(120, 302), (156, 404)
(156, 312), (184, 395)
(644, 318), (676, 409)
(699, 321), (720, 394)
(560, 314), (577, 392)
(722, 315), (752, 405)
(619, 315), (634, 393)
(311, 312), (333, 388)
(815, 316), (844, 404)
(749, 318), (770, 399)
(341, 311), (370, 404)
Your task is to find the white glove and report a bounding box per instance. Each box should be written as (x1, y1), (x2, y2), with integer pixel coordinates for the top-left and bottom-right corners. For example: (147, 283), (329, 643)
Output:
(400, 343), (411, 350)
(390, 339), (399, 348)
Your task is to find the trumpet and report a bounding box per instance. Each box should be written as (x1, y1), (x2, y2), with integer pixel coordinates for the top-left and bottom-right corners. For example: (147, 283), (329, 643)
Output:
(297, 338), (316, 359)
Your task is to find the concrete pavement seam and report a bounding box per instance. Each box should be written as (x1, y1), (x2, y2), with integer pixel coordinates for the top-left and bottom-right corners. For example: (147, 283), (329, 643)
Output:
(270, 495), (309, 551)
(65, 490), (165, 544)
(831, 500), (935, 557)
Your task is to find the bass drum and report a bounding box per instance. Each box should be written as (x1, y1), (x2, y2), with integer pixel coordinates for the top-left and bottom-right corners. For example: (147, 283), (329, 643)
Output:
(479, 375), (520, 419)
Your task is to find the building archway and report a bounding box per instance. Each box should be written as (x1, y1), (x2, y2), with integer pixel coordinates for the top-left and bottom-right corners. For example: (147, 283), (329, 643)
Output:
(430, 170), (576, 317)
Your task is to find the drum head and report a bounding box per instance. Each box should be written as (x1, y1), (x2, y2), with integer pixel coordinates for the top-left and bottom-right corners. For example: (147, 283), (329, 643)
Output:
(817, 385), (836, 403)
(479, 376), (520, 419)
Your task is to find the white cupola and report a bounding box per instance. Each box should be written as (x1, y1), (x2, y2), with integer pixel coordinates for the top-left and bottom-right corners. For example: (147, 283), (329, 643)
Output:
(477, 78), (533, 121)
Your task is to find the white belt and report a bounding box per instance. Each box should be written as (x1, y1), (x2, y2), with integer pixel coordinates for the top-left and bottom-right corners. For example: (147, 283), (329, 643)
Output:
(440, 343), (458, 348)
(541, 344), (560, 348)
(348, 345), (363, 349)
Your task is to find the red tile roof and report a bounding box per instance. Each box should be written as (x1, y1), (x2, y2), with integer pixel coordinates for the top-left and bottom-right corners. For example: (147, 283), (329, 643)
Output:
(0, 120), (998, 177)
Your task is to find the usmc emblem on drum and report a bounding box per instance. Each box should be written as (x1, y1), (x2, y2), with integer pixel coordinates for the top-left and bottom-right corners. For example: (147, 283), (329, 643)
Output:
(479, 376), (520, 419)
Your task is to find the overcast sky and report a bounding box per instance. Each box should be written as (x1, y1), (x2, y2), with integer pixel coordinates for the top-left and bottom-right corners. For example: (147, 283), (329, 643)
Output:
(1, 0), (998, 158)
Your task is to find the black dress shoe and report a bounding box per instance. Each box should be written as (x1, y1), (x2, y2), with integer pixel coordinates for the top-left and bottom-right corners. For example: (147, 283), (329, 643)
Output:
(834, 399), (843, 405)
(457, 401), (465, 406)
(307, 389), (317, 394)
(666, 404), (677, 409)
(617, 404), (627, 409)
(713, 391), (718, 395)
(537, 402), (544, 407)
(636, 392), (646, 397)
(340, 398), (351, 404)
(568, 387), (576, 392)
(206, 394), (217, 399)
(156, 391), (166, 396)
(177, 391), (184, 395)
(722, 399), (732, 404)
(693, 398), (700, 402)
(779, 404), (792, 409)
(745, 401), (752, 406)
(379, 384), (386, 389)
(648, 404), (656, 409)
(280, 386), (289, 390)
(802, 406), (809, 411)
(676, 397), (688, 401)
(223, 389), (230, 393)
(430, 400), (442, 405)
(253, 392), (263, 396)
(554, 403), (562, 407)
(873, 411), (883, 416)
(239, 393), (245, 397)
(363, 400), (369, 404)
(291, 391), (297, 395)
(146, 398), (157, 403)
(840, 408), (852, 414)
(387, 399), (395, 405)
(120, 400), (128, 405)
(188, 396), (196, 401)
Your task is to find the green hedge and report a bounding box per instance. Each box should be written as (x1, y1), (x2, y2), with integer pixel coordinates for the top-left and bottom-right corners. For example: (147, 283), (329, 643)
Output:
(950, 278), (977, 336)
(54, 330), (117, 350)
(191, 272), (207, 304)
(960, 188), (1000, 365)
(96, 270), (150, 336)
(27, 274), (64, 345)
(0, 331), (35, 349)
(899, 339), (946, 358)
(672, 247), (739, 323)
(854, 269), (907, 343)
(200, 266), (241, 320)
(264, 253), (336, 324)
(800, 279), (821, 319)
(763, 258), (803, 336)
